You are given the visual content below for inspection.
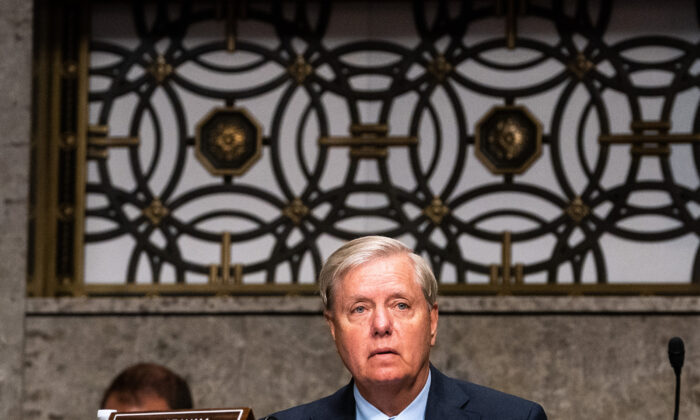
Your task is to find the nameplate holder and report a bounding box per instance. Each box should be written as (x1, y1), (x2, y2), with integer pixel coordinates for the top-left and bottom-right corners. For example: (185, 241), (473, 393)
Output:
(107, 407), (254, 420)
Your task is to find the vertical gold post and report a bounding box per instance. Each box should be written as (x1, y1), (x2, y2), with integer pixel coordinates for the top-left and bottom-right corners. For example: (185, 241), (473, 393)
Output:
(29, 0), (52, 296)
(72, 0), (91, 296)
(43, 0), (63, 296)
(502, 231), (512, 284)
(208, 265), (219, 284)
(506, 0), (517, 49)
(514, 263), (524, 285)
(233, 263), (243, 285)
(489, 264), (500, 285)
(225, 0), (240, 52)
(221, 231), (231, 283)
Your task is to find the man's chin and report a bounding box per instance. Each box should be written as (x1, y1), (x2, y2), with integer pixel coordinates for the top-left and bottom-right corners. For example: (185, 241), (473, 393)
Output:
(361, 369), (409, 386)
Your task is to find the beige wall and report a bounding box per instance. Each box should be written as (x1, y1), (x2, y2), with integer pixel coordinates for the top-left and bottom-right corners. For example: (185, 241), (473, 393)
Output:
(23, 297), (700, 420)
(0, 0), (32, 418)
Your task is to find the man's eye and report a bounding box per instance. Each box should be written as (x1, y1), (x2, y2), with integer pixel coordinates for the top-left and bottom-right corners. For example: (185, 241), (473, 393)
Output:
(397, 302), (408, 310)
(352, 306), (365, 313)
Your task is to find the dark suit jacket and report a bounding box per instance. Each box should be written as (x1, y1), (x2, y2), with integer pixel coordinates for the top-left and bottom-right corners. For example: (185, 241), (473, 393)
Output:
(263, 365), (547, 420)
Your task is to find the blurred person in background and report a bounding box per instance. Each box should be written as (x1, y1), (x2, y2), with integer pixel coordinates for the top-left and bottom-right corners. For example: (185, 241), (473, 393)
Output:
(101, 362), (193, 412)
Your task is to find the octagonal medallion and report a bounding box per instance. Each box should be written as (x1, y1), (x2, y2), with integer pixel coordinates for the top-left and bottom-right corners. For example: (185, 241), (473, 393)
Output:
(195, 107), (262, 176)
(475, 105), (542, 175)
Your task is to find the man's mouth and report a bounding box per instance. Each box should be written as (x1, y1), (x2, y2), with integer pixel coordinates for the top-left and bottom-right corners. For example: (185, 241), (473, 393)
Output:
(370, 348), (397, 357)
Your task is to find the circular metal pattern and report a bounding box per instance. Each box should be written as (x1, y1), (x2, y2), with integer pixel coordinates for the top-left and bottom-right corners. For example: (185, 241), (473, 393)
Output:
(83, 1), (700, 287)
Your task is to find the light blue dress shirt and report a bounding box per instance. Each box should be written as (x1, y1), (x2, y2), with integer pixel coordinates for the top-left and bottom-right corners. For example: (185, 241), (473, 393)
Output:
(354, 371), (432, 420)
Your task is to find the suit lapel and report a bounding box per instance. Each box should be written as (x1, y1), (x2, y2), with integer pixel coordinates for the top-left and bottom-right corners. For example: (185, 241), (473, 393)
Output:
(309, 380), (356, 420)
(315, 367), (481, 420)
(425, 365), (481, 420)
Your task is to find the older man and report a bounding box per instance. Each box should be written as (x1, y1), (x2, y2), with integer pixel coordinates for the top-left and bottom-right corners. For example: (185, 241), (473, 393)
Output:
(265, 236), (546, 420)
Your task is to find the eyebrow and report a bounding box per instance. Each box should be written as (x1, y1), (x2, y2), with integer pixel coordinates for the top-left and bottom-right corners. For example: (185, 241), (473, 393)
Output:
(345, 291), (410, 303)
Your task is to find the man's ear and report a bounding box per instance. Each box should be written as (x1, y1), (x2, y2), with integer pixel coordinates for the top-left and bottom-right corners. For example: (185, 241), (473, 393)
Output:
(325, 310), (336, 341)
(429, 303), (438, 346)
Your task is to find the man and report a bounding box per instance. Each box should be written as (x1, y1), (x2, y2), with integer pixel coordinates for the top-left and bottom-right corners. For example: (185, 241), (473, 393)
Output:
(101, 362), (193, 412)
(265, 236), (546, 420)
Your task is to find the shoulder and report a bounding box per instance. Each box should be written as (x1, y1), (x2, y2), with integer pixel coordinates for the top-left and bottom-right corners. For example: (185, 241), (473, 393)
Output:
(261, 382), (354, 420)
(429, 367), (547, 420)
(264, 395), (333, 420)
(459, 380), (546, 418)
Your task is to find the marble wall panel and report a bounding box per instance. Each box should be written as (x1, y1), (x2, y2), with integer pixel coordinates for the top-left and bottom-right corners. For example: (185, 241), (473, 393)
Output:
(433, 315), (700, 419)
(0, 0), (32, 418)
(23, 312), (700, 420)
(23, 315), (348, 420)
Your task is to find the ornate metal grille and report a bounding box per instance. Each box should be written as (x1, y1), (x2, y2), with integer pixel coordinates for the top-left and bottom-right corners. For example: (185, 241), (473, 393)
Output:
(29, 0), (700, 296)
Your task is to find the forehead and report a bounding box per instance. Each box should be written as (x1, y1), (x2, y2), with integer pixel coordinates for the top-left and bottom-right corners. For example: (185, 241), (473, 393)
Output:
(105, 391), (170, 411)
(336, 254), (421, 298)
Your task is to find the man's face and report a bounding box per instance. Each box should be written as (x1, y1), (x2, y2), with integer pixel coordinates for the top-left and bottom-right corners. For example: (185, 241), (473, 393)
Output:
(326, 253), (438, 390)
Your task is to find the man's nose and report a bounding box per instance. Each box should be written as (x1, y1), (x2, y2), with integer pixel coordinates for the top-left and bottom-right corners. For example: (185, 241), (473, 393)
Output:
(371, 306), (393, 336)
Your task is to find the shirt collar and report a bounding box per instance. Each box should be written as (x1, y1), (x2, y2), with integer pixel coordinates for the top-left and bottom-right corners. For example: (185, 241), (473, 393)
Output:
(354, 371), (432, 420)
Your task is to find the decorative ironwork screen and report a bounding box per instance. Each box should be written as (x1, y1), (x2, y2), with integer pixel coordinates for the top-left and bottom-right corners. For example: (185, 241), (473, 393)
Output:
(29, 0), (700, 296)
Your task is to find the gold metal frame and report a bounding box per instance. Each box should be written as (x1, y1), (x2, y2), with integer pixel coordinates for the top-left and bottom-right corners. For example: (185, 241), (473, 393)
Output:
(29, 0), (89, 296)
(27, 1), (700, 297)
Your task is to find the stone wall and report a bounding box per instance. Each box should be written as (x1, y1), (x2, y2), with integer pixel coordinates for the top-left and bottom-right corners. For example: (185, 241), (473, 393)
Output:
(23, 296), (700, 420)
(0, 0), (32, 418)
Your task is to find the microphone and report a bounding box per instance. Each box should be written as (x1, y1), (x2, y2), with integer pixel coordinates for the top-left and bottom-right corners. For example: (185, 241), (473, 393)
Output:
(668, 337), (685, 420)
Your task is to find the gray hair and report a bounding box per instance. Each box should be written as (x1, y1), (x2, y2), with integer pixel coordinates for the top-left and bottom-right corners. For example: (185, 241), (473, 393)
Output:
(319, 236), (438, 311)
